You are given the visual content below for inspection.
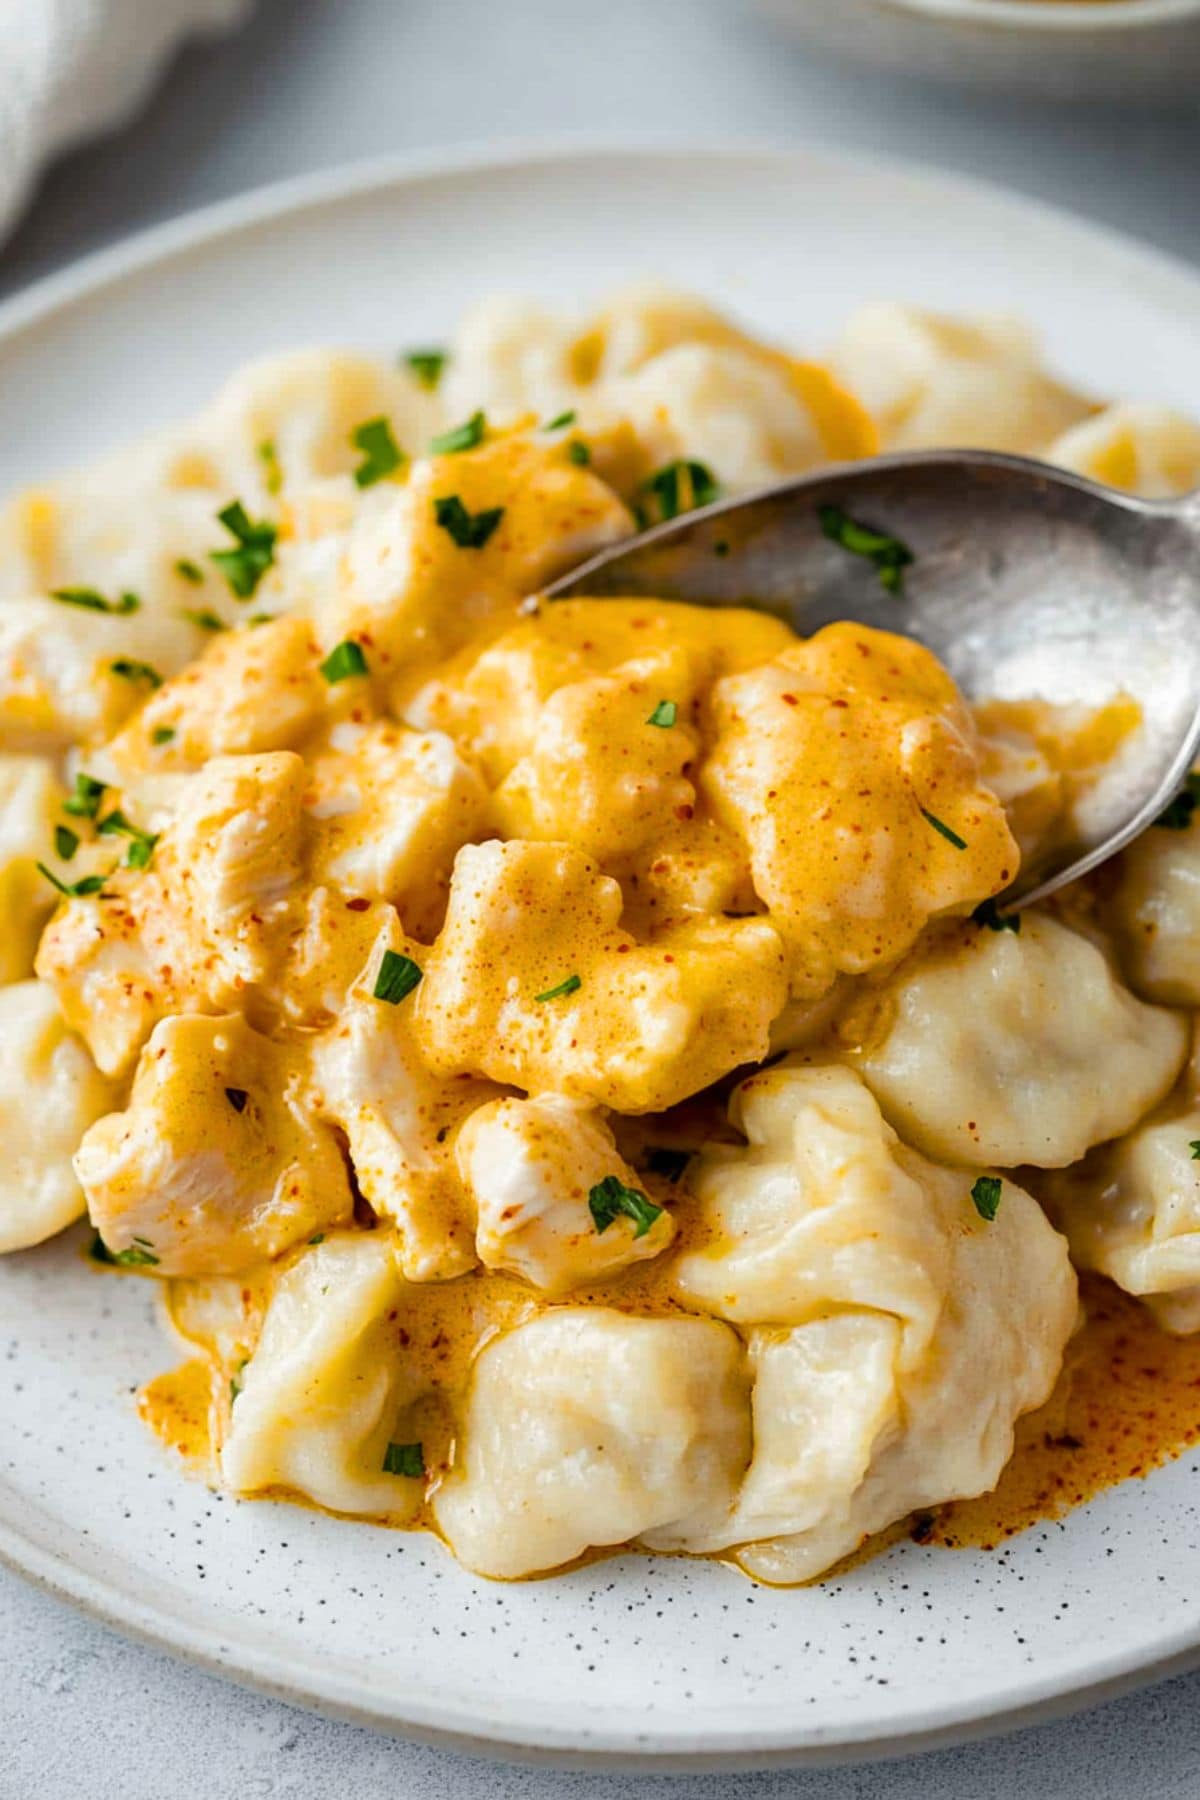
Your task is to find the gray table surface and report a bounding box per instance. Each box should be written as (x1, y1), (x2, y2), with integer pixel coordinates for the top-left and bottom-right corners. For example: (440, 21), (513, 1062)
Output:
(5, 3), (1200, 1795)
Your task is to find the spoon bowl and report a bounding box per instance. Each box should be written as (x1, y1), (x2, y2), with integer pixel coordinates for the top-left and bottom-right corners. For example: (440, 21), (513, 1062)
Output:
(547, 451), (1200, 907)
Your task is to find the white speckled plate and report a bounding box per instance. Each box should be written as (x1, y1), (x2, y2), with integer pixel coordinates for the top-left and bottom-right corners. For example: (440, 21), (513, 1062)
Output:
(4, 144), (1200, 1771)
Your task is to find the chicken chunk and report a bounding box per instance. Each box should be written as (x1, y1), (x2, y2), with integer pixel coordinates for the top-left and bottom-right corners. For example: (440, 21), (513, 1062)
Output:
(457, 1093), (675, 1293)
(326, 433), (632, 673)
(108, 617), (327, 775)
(490, 649), (703, 873)
(308, 907), (488, 1282)
(702, 622), (1018, 996)
(416, 839), (788, 1112)
(306, 720), (487, 939)
(75, 1012), (353, 1274)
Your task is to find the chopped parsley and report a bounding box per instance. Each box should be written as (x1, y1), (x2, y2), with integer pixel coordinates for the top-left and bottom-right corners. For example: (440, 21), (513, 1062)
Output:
(210, 500), (277, 599)
(90, 1233), (159, 1267)
(373, 949), (423, 1004)
(535, 973), (582, 1002)
(433, 494), (504, 549)
(230, 1358), (248, 1403)
(152, 726), (176, 746)
(646, 699), (677, 728)
(54, 825), (78, 861)
(320, 639), (369, 683)
(175, 558), (205, 585)
(258, 437), (282, 496)
(920, 807), (967, 851)
(224, 1087), (249, 1114)
(50, 586), (139, 615)
(181, 607), (226, 632)
(970, 1176), (1002, 1222)
(972, 897), (1020, 934)
(544, 408), (577, 431)
(383, 1441), (425, 1478)
(430, 410), (486, 455)
(818, 503), (914, 595)
(1154, 775), (1200, 830)
(646, 1146), (692, 1183)
(639, 459), (720, 525)
(351, 416), (404, 488)
(404, 348), (447, 390)
(1191, 1142), (1200, 1160)
(109, 658), (162, 689)
(308, 1233), (326, 1245)
(566, 439), (591, 466)
(37, 862), (109, 899)
(63, 773), (105, 819)
(97, 809), (159, 869)
(588, 1174), (663, 1239)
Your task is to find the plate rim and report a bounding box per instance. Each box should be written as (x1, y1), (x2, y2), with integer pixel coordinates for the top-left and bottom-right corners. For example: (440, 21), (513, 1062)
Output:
(6, 135), (1200, 1767)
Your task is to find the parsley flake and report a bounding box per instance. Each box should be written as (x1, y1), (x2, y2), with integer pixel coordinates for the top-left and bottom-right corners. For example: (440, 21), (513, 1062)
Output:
(639, 460), (720, 525)
(1154, 775), (1200, 830)
(972, 897), (1020, 934)
(535, 973), (582, 1002)
(383, 1441), (425, 1478)
(182, 607), (226, 632)
(431, 411), (486, 455)
(230, 1358), (248, 1403)
(433, 494), (504, 549)
(109, 658), (162, 688)
(588, 1174), (663, 1239)
(920, 807), (967, 851)
(351, 416), (404, 488)
(567, 439), (591, 466)
(225, 1087), (249, 1114)
(971, 1176), (1002, 1222)
(51, 587), (139, 615)
(647, 699), (677, 728)
(373, 949), (423, 1004)
(175, 558), (204, 585)
(97, 809), (159, 869)
(544, 408), (577, 431)
(258, 437), (282, 496)
(320, 639), (369, 684)
(54, 825), (78, 861)
(1191, 1140), (1200, 1159)
(37, 862), (109, 899)
(89, 1233), (159, 1268)
(63, 773), (105, 819)
(819, 503), (914, 595)
(404, 349), (447, 390)
(152, 726), (176, 746)
(308, 1233), (326, 1245)
(210, 500), (277, 599)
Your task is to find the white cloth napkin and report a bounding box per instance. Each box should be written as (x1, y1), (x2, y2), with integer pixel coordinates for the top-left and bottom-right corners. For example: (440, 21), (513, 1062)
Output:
(0, 0), (251, 243)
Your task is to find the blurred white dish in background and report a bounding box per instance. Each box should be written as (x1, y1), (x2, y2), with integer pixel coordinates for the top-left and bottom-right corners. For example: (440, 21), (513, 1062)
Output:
(756, 0), (1200, 103)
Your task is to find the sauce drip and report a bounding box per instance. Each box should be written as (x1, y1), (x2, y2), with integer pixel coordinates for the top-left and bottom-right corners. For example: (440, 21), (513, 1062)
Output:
(138, 1357), (216, 1470)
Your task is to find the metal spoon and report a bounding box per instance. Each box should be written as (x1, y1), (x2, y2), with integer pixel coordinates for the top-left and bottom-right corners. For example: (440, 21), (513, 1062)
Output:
(546, 450), (1200, 908)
